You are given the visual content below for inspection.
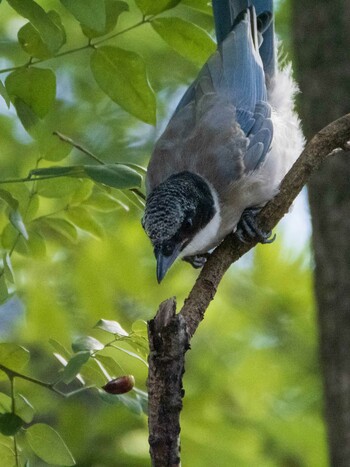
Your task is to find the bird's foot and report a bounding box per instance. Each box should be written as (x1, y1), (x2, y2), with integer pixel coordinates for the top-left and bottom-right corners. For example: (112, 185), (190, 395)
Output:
(183, 254), (209, 269)
(236, 208), (276, 244)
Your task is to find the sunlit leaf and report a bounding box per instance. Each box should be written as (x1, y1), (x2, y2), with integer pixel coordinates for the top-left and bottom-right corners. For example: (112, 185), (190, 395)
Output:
(12, 98), (39, 132)
(60, 0), (105, 32)
(0, 189), (18, 211)
(182, 0), (213, 14)
(0, 343), (30, 371)
(25, 229), (47, 257)
(36, 178), (83, 199)
(0, 413), (23, 436)
(0, 276), (8, 305)
(84, 192), (127, 212)
(38, 131), (72, 162)
(15, 394), (35, 424)
(111, 344), (148, 367)
(38, 218), (78, 243)
(135, 0), (181, 15)
(84, 164), (142, 189)
(94, 319), (128, 336)
(0, 441), (14, 465)
(3, 254), (14, 284)
(0, 392), (11, 412)
(60, 351), (91, 384)
(66, 207), (104, 238)
(94, 355), (122, 378)
(30, 165), (84, 178)
(26, 423), (75, 466)
(7, 0), (65, 53)
(18, 10), (66, 59)
(98, 390), (142, 414)
(125, 335), (149, 357)
(0, 80), (10, 108)
(131, 319), (148, 337)
(151, 17), (216, 65)
(79, 358), (106, 386)
(6, 68), (56, 118)
(72, 336), (104, 353)
(90, 46), (156, 124)
(9, 209), (29, 240)
(82, 0), (129, 38)
(49, 339), (71, 360)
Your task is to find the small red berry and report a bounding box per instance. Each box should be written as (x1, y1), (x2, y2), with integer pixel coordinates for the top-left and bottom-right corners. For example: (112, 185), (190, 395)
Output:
(102, 375), (135, 394)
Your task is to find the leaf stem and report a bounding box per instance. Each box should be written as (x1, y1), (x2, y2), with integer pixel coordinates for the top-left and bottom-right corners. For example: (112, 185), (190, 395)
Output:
(0, 19), (148, 75)
(53, 131), (105, 165)
(0, 363), (65, 396)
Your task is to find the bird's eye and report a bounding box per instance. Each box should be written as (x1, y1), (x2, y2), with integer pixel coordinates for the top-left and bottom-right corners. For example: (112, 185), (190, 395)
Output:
(183, 217), (193, 231)
(162, 243), (173, 257)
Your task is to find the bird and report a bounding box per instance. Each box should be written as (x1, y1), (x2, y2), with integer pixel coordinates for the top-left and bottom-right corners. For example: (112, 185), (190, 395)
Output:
(142, 0), (304, 283)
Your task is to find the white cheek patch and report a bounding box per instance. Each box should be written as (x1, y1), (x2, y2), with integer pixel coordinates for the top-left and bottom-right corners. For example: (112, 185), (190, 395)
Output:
(180, 185), (221, 258)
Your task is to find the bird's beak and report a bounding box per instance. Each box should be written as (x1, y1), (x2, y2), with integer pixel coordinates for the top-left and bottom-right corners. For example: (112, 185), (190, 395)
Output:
(155, 245), (182, 283)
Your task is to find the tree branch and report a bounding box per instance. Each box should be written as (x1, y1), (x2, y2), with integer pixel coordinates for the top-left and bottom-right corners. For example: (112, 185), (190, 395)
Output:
(147, 113), (350, 466)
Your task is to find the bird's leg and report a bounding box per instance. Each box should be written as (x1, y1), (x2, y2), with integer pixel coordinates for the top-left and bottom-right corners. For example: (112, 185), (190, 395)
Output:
(236, 208), (276, 244)
(182, 253), (210, 269)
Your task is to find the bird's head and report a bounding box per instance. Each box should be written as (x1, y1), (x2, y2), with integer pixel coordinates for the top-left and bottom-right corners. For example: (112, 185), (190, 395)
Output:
(142, 172), (216, 282)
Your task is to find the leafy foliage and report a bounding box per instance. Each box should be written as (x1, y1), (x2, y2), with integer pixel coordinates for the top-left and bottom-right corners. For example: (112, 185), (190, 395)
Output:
(0, 0), (326, 466)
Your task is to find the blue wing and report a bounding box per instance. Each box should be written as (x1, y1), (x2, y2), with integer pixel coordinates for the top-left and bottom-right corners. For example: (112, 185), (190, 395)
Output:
(174, 6), (273, 171)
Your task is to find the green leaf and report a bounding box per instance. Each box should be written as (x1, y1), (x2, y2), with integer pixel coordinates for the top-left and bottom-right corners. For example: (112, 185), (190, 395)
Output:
(94, 355), (122, 378)
(9, 210), (29, 240)
(0, 343), (30, 371)
(72, 336), (104, 353)
(31, 165), (85, 178)
(0, 413), (23, 436)
(135, 0), (181, 15)
(151, 17), (216, 65)
(82, 0), (129, 38)
(26, 423), (75, 466)
(98, 390), (142, 414)
(126, 335), (149, 357)
(12, 98), (39, 133)
(182, 0), (213, 14)
(94, 319), (128, 336)
(131, 319), (148, 337)
(112, 344), (148, 367)
(15, 394), (35, 423)
(0, 275), (9, 305)
(6, 68), (56, 118)
(48, 339), (71, 360)
(66, 207), (104, 238)
(0, 392), (11, 413)
(38, 218), (78, 243)
(60, 351), (91, 384)
(84, 164), (142, 189)
(18, 10), (66, 59)
(0, 80), (10, 108)
(3, 254), (14, 284)
(7, 0), (65, 54)
(36, 178), (84, 199)
(0, 189), (18, 211)
(0, 441), (15, 465)
(84, 192), (127, 212)
(0, 189), (28, 240)
(90, 46), (156, 124)
(60, 0), (105, 32)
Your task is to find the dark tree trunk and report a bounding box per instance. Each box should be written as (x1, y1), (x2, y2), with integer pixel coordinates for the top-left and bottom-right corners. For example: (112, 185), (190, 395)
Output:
(292, 1), (350, 465)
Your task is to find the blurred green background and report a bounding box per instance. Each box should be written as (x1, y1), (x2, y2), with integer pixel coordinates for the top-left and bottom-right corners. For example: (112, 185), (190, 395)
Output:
(0, 0), (327, 465)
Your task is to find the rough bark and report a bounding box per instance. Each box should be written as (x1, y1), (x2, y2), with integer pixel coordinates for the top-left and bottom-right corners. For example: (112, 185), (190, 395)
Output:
(292, 1), (350, 465)
(147, 115), (350, 466)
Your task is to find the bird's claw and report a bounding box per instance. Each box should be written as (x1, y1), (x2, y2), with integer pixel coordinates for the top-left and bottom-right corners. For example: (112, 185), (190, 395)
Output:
(236, 208), (276, 244)
(183, 254), (209, 269)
